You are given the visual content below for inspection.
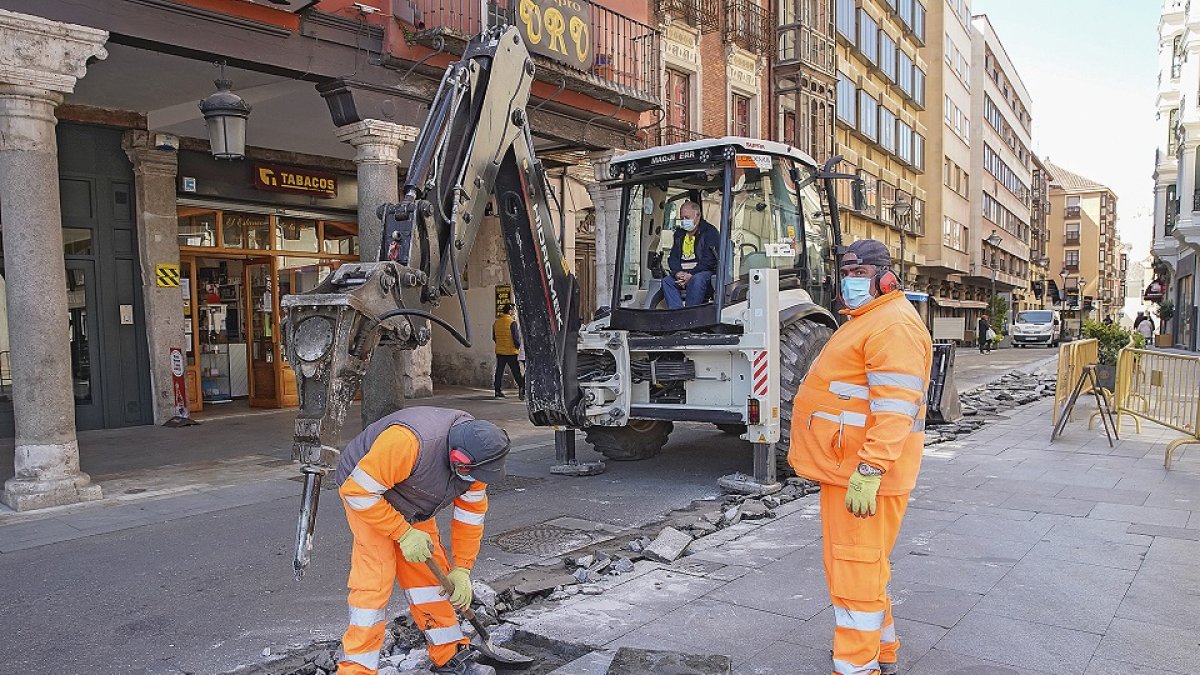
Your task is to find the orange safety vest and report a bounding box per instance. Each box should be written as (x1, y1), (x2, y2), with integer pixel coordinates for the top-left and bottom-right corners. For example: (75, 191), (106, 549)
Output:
(788, 290), (932, 496)
(493, 314), (518, 356)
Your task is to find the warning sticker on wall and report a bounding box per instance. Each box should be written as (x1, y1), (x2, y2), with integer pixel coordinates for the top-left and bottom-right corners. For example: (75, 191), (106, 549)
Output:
(156, 264), (181, 287)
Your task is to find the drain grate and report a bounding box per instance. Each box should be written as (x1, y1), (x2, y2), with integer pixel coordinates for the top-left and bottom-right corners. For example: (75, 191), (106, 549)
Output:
(491, 523), (602, 556)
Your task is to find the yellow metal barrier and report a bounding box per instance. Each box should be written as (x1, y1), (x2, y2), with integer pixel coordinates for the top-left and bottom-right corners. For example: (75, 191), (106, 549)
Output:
(1113, 347), (1200, 469)
(1052, 339), (1098, 427)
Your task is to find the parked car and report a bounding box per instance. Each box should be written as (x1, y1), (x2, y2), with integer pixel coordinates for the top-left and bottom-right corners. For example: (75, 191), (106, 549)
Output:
(1011, 309), (1061, 347)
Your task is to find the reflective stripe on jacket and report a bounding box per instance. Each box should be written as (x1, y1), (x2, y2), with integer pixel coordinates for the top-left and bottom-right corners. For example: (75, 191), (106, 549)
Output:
(335, 407), (490, 569)
(494, 315), (518, 356)
(787, 290), (933, 495)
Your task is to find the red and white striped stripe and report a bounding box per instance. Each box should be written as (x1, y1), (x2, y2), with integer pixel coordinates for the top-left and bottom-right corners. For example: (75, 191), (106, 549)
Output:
(752, 351), (769, 397)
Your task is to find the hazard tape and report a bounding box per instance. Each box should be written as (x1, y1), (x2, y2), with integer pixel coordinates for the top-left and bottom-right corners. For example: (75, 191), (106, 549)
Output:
(752, 351), (769, 396)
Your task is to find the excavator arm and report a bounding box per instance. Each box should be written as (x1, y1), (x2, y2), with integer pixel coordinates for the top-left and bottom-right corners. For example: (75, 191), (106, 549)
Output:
(284, 26), (584, 579)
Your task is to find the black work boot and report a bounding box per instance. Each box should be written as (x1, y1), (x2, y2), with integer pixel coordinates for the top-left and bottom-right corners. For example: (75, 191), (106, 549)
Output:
(879, 662), (898, 675)
(432, 645), (497, 675)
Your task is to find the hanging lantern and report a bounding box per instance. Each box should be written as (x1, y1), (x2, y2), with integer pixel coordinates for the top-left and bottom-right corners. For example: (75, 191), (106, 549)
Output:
(198, 64), (251, 160)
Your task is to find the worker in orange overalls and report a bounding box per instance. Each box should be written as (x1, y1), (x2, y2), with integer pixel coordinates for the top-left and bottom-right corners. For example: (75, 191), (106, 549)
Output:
(789, 239), (932, 675)
(335, 407), (510, 675)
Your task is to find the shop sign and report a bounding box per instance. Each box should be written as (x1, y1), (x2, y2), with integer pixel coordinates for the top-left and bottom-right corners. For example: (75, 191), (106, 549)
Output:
(495, 285), (513, 317)
(253, 163), (337, 198)
(170, 347), (191, 419)
(1144, 278), (1166, 302)
(516, 0), (594, 71)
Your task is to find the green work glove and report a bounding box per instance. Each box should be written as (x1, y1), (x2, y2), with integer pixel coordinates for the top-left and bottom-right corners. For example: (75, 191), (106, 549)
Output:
(446, 567), (473, 609)
(396, 527), (433, 563)
(845, 470), (882, 518)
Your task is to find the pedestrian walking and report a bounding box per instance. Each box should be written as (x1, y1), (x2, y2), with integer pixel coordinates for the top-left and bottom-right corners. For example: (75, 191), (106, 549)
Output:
(788, 239), (932, 675)
(516, 322), (526, 402)
(1135, 312), (1155, 341)
(977, 315), (993, 354)
(334, 407), (510, 675)
(492, 303), (525, 399)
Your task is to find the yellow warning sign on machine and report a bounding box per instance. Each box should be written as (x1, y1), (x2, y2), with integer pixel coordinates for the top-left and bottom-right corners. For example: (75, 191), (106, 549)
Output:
(156, 264), (181, 287)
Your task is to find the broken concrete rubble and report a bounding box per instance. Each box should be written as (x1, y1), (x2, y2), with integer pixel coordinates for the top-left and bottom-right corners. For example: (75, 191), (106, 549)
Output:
(642, 526), (694, 563)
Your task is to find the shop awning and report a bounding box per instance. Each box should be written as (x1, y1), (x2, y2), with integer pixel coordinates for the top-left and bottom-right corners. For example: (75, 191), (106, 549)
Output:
(959, 300), (989, 310)
(930, 297), (961, 308)
(904, 291), (929, 302)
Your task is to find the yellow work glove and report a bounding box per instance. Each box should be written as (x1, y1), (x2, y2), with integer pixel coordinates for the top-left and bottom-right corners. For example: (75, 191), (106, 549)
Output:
(446, 567), (473, 609)
(396, 527), (433, 563)
(845, 469), (882, 518)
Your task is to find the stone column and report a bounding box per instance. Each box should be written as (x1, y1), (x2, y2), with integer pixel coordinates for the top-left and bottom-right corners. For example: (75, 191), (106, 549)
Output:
(586, 151), (622, 311)
(0, 10), (107, 511)
(123, 130), (185, 425)
(334, 120), (429, 426)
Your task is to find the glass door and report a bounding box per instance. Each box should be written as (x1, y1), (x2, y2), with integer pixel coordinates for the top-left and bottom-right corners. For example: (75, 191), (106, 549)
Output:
(65, 261), (103, 430)
(246, 258), (280, 407)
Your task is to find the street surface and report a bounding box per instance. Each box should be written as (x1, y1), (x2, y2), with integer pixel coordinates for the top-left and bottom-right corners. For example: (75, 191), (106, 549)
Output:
(0, 347), (1065, 673)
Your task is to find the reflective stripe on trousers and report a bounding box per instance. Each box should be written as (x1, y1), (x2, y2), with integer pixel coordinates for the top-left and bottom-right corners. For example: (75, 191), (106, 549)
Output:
(340, 512), (468, 674)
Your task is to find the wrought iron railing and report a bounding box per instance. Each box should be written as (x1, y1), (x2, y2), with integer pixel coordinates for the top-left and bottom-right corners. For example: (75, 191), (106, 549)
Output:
(724, 0), (770, 52)
(656, 0), (721, 33)
(1064, 233), (1080, 245)
(1065, 205), (1081, 219)
(408, 0), (661, 103)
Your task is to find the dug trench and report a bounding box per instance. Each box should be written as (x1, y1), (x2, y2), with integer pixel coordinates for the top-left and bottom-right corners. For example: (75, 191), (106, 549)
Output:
(223, 370), (1056, 675)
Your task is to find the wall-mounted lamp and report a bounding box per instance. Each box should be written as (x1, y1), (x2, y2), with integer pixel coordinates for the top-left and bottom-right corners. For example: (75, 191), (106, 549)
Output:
(198, 62), (251, 160)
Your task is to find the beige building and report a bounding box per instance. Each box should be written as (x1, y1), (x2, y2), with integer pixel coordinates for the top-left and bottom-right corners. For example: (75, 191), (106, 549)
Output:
(968, 15), (1033, 323)
(1027, 154), (1053, 311)
(915, 0), (979, 325)
(832, 0), (930, 316)
(1045, 162), (1124, 330)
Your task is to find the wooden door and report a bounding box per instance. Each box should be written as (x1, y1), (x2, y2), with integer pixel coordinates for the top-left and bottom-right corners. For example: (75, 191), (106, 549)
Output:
(665, 69), (691, 142)
(246, 258), (281, 407)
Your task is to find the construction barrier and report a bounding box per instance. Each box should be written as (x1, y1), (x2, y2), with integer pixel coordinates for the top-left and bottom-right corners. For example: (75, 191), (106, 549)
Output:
(1052, 339), (1098, 427)
(1112, 347), (1200, 469)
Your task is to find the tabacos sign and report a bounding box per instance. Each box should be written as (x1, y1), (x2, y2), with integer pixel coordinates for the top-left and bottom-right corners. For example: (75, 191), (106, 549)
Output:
(518, 0), (594, 71)
(253, 163), (338, 198)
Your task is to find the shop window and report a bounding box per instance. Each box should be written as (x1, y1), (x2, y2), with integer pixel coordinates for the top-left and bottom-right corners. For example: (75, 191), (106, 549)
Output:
(222, 211), (270, 250)
(63, 228), (93, 256)
(322, 220), (360, 256)
(276, 217), (319, 253)
(178, 208), (218, 247)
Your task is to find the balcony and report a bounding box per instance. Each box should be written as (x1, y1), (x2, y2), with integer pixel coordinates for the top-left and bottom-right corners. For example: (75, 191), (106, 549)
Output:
(656, 0), (721, 33)
(1065, 205), (1081, 219)
(724, 0), (770, 52)
(657, 125), (704, 145)
(777, 23), (836, 77)
(1064, 233), (1080, 245)
(407, 0), (662, 109)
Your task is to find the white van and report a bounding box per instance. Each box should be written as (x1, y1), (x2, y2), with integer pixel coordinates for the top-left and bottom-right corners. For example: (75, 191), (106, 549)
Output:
(1011, 309), (1061, 347)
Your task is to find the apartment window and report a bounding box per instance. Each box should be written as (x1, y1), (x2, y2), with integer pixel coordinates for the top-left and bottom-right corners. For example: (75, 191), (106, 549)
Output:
(912, 197), (925, 235)
(836, 0), (855, 41)
(1067, 195), (1080, 207)
(1168, 107), (1179, 153)
(1172, 35), (1183, 79)
(859, 10), (879, 65)
(959, 169), (969, 197)
(1065, 250), (1079, 267)
(836, 72), (856, 124)
(898, 51), (914, 99)
(859, 90), (879, 140)
(898, 0), (913, 30)
(944, 34), (953, 65)
(913, 133), (925, 171)
(858, 169), (879, 218)
(1065, 222), (1080, 240)
(897, 120), (913, 165)
(1166, 183), (1178, 234)
(732, 94), (751, 136)
(943, 157), (953, 187)
(913, 67), (925, 107)
(880, 32), (897, 82)
(782, 111), (796, 145)
(879, 106), (897, 154)
(878, 181), (896, 224)
(944, 95), (953, 124)
(665, 68), (691, 132)
(913, 1), (925, 42)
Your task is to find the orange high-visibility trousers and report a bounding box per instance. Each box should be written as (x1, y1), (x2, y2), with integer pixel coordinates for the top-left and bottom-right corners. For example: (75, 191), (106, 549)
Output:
(338, 509), (468, 675)
(820, 483), (908, 675)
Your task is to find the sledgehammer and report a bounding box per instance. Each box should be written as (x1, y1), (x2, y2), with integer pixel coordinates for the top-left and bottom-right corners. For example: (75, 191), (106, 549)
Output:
(424, 558), (534, 668)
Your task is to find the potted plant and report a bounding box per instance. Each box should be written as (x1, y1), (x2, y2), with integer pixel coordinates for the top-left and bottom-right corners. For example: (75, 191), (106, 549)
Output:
(1155, 299), (1175, 347)
(1082, 320), (1145, 390)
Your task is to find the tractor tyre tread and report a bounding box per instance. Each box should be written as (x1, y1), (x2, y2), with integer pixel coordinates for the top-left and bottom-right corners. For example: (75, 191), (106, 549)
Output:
(777, 319), (835, 477)
(585, 421), (673, 461)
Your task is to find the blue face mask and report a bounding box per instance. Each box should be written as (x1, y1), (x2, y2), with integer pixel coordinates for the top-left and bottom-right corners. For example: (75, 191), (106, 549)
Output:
(679, 218), (696, 232)
(841, 277), (873, 309)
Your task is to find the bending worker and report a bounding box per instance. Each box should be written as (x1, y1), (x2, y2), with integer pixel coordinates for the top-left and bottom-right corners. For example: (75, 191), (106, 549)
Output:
(789, 239), (932, 675)
(661, 200), (719, 309)
(335, 406), (510, 675)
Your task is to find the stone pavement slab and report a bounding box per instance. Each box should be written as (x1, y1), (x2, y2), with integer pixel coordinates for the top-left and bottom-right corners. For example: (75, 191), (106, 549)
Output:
(1088, 501), (1192, 527)
(935, 610), (1102, 674)
(908, 648), (1042, 675)
(1092, 618), (1200, 673)
(887, 581), (982, 629)
(973, 556), (1134, 633)
(890, 550), (1013, 594)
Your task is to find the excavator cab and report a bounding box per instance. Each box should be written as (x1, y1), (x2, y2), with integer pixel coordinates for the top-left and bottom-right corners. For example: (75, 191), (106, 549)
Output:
(606, 137), (839, 334)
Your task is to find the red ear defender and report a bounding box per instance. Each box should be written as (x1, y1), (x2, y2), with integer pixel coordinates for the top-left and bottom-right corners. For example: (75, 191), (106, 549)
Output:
(449, 448), (473, 474)
(875, 268), (901, 294)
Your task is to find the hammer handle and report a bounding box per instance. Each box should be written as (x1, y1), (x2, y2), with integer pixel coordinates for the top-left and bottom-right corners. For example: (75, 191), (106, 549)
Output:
(423, 557), (479, 622)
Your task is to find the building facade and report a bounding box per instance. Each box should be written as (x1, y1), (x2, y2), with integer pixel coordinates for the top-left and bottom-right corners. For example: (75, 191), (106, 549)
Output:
(774, 0), (837, 161)
(1045, 161), (1123, 334)
(1151, 0), (1198, 350)
(0, 0), (661, 510)
(1028, 154), (1054, 310)
(967, 15), (1033, 327)
(832, 0), (930, 318)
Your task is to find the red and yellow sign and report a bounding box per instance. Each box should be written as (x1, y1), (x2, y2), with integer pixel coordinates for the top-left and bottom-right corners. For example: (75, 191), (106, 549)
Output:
(253, 163), (338, 198)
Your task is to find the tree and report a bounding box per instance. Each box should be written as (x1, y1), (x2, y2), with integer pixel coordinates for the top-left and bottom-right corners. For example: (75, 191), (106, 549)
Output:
(989, 295), (1009, 337)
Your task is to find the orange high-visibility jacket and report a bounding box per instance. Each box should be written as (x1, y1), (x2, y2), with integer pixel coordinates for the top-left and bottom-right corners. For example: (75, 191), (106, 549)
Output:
(788, 290), (932, 496)
(338, 418), (489, 570)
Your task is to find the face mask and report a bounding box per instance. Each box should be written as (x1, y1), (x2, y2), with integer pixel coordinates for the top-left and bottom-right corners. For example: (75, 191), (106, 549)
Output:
(679, 218), (696, 232)
(841, 277), (873, 309)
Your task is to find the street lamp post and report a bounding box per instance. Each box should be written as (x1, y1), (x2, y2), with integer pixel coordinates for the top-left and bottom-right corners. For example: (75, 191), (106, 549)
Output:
(985, 229), (1003, 329)
(1037, 256), (1050, 308)
(890, 195), (912, 285)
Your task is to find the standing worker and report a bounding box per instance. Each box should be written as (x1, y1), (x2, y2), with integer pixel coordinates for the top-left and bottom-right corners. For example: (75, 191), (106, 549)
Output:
(977, 314), (993, 354)
(788, 240), (932, 675)
(335, 407), (510, 675)
(492, 303), (525, 399)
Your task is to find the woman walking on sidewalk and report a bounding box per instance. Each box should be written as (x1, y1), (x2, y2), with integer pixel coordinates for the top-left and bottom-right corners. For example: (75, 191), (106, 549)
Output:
(978, 315), (993, 354)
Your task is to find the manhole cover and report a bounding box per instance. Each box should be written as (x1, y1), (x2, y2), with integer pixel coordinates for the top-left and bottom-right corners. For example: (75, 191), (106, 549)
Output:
(491, 523), (601, 555)
(489, 474), (544, 494)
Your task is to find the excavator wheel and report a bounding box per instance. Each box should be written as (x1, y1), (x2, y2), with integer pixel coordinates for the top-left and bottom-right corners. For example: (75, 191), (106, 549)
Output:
(585, 419), (674, 461)
(777, 318), (836, 477)
(715, 423), (747, 435)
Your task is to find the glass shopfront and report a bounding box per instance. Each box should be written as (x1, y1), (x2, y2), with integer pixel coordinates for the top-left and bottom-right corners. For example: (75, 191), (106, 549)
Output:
(178, 204), (358, 410)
